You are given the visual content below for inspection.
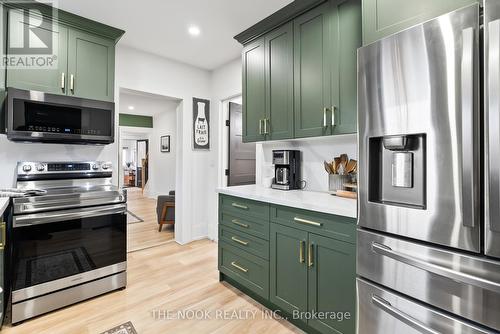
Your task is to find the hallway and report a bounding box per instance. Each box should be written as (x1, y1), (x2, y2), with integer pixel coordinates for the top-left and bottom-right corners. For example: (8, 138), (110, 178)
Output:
(127, 187), (174, 252)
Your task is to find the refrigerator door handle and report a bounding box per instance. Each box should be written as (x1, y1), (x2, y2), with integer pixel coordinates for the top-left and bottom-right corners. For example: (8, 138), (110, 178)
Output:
(461, 26), (476, 228)
(488, 18), (500, 233)
(371, 242), (500, 294)
(371, 295), (440, 334)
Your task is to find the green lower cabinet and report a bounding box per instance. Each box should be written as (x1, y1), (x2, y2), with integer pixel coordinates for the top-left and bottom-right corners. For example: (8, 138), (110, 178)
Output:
(362, 0), (478, 45)
(308, 233), (356, 334)
(67, 29), (115, 102)
(270, 224), (308, 315)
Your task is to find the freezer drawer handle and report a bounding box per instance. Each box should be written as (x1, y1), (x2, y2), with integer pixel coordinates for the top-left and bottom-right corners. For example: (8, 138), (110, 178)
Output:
(371, 295), (440, 334)
(372, 242), (500, 294)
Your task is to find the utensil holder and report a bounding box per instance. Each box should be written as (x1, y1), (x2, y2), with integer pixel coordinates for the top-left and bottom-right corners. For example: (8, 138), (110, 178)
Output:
(329, 174), (350, 193)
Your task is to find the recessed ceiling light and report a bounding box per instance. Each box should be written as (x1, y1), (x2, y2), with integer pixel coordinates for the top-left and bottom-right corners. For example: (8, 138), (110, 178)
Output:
(128, 106), (135, 110)
(188, 25), (201, 37)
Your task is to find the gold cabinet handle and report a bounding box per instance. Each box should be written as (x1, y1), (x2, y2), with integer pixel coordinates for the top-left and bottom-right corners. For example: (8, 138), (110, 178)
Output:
(264, 118), (269, 134)
(231, 261), (248, 273)
(259, 119), (264, 135)
(294, 217), (322, 227)
(232, 203), (248, 210)
(0, 222), (5, 249)
(308, 243), (314, 267)
(232, 219), (249, 228)
(231, 236), (249, 246)
(70, 74), (75, 93)
(323, 108), (328, 127)
(331, 105), (336, 126)
(299, 240), (305, 263)
(61, 72), (66, 91)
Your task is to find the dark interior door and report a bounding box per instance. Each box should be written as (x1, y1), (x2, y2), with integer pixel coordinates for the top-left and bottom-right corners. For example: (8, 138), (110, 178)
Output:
(228, 102), (256, 186)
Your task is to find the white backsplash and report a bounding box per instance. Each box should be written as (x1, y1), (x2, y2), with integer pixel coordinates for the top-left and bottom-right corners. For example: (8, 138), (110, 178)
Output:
(256, 134), (357, 193)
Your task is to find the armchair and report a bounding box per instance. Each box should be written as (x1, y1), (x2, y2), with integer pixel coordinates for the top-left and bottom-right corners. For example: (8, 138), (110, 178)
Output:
(157, 190), (175, 232)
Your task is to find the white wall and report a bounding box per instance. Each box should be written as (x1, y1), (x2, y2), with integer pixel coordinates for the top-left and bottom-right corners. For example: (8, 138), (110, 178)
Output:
(116, 45), (213, 244)
(209, 58), (242, 240)
(256, 135), (357, 193)
(148, 101), (178, 198)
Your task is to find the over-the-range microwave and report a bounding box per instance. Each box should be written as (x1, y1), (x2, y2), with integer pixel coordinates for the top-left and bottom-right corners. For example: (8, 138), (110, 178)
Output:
(5, 87), (115, 145)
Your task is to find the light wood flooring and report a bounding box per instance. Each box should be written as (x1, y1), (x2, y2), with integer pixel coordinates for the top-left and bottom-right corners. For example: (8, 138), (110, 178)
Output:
(2, 239), (303, 334)
(126, 187), (174, 252)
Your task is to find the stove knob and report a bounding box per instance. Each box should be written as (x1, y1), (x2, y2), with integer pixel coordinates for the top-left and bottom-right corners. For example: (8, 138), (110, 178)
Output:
(36, 164), (45, 172)
(22, 165), (32, 172)
(102, 164), (109, 170)
(92, 164), (99, 170)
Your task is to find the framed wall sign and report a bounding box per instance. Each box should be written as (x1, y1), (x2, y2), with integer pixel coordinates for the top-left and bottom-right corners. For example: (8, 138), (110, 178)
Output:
(193, 97), (210, 150)
(160, 135), (170, 152)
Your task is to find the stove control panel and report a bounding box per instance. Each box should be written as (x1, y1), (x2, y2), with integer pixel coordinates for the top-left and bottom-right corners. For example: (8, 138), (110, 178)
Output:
(17, 161), (113, 177)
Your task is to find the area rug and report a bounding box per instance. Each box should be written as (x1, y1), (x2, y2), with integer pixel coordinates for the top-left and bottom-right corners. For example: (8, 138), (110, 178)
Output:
(100, 321), (138, 334)
(127, 210), (144, 224)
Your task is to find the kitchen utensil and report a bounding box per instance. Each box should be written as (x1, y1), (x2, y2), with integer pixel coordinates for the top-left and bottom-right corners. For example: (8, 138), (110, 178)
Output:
(324, 161), (333, 174)
(335, 190), (357, 199)
(346, 159), (357, 174)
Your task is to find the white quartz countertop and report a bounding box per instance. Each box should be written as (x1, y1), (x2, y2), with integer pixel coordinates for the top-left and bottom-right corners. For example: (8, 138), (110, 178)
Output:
(0, 198), (9, 217)
(217, 185), (357, 218)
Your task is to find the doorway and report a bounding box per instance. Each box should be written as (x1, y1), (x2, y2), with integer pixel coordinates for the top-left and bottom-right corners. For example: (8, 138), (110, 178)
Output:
(228, 102), (256, 186)
(119, 88), (180, 252)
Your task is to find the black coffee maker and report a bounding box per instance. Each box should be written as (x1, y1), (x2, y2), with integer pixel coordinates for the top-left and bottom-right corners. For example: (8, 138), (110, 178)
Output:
(271, 150), (301, 190)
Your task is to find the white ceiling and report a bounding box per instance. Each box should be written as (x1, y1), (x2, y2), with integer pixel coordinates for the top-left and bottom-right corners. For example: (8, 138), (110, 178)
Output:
(54, 0), (293, 70)
(119, 89), (180, 117)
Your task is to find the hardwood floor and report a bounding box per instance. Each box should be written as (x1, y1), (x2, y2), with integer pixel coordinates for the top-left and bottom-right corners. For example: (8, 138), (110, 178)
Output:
(126, 187), (174, 252)
(2, 240), (303, 334)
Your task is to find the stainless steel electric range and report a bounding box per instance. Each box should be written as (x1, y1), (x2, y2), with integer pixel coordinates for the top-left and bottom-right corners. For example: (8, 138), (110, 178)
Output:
(10, 161), (127, 324)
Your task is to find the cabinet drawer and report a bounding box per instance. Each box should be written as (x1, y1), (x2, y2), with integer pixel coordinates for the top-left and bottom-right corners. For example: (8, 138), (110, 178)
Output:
(220, 195), (269, 220)
(271, 205), (356, 244)
(220, 225), (269, 260)
(220, 211), (269, 240)
(219, 241), (269, 299)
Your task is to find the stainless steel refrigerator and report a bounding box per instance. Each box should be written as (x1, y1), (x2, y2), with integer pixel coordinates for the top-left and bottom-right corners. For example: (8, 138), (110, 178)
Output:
(357, 2), (500, 333)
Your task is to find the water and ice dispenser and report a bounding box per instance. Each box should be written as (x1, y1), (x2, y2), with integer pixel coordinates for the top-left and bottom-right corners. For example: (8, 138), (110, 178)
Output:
(368, 134), (426, 209)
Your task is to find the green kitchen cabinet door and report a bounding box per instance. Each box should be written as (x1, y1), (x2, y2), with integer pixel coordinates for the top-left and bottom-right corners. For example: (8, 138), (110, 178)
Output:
(270, 223), (308, 315)
(6, 9), (69, 95)
(293, 2), (332, 138)
(242, 38), (266, 143)
(265, 22), (294, 140)
(308, 233), (356, 334)
(67, 29), (115, 101)
(362, 0), (478, 45)
(331, 0), (361, 135)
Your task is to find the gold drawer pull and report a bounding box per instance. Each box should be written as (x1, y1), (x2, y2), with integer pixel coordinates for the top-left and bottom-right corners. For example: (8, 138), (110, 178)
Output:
(294, 217), (322, 227)
(299, 240), (305, 263)
(232, 203), (248, 210)
(231, 261), (248, 273)
(231, 236), (249, 246)
(232, 219), (249, 228)
(0, 222), (5, 249)
(308, 243), (314, 267)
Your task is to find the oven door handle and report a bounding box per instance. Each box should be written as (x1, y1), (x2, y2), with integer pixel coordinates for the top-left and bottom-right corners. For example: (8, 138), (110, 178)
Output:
(13, 204), (127, 227)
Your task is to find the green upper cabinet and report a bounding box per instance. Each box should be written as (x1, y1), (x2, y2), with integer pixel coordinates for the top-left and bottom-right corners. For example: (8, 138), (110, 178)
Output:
(331, 0), (361, 135)
(6, 9), (68, 95)
(67, 29), (115, 101)
(4, 3), (124, 102)
(308, 233), (356, 334)
(362, 0), (478, 45)
(270, 223), (308, 315)
(265, 22), (294, 141)
(242, 38), (266, 143)
(293, 2), (332, 138)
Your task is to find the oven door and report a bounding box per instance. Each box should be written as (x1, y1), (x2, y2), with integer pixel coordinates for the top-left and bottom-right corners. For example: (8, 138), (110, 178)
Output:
(11, 203), (126, 302)
(6, 87), (115, 144)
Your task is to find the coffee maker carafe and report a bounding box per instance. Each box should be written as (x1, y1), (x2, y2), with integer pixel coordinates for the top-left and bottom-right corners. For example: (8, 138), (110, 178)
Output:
(271, 150), (301, 190)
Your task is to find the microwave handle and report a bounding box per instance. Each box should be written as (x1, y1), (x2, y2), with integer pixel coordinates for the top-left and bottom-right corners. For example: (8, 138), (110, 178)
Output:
(13, 204), (127, 227)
